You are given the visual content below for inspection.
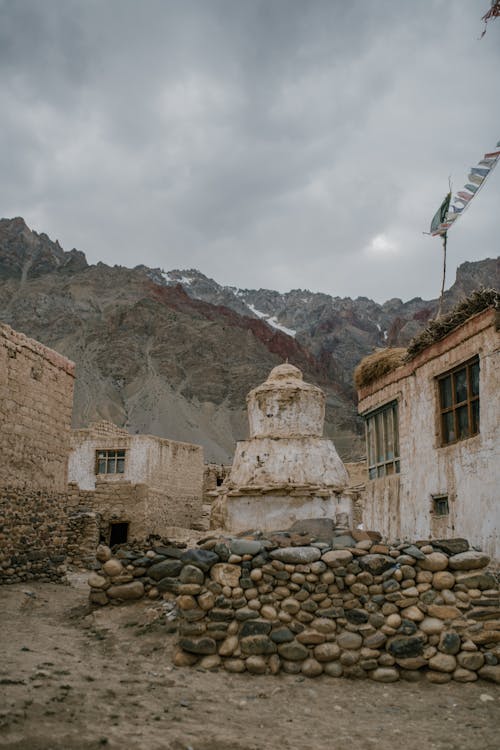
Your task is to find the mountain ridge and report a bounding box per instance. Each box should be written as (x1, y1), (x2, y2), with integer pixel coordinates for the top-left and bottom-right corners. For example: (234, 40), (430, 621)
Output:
(0, 217), (497, 462)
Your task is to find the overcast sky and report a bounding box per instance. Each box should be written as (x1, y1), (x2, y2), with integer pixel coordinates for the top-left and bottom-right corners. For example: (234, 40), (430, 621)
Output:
(1, 1), (499, 302)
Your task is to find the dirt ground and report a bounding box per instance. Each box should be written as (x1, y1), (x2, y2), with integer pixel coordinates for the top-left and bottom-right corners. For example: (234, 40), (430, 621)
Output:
(1, 575), (499, 750)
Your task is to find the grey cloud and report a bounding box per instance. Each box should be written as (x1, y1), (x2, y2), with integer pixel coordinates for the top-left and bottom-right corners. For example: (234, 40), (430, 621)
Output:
(0, 0), (498, 302)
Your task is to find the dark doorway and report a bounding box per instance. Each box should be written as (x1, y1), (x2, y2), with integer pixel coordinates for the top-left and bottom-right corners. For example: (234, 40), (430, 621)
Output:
(109, 522), (129, 546)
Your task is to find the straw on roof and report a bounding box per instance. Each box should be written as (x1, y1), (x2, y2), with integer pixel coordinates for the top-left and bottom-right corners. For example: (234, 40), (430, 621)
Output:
(354, 348), (406, 390)
(405, 288), (499, 361)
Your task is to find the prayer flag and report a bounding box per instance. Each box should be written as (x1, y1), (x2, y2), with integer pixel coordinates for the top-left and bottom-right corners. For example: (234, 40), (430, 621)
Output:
(430, 192), (451, 235)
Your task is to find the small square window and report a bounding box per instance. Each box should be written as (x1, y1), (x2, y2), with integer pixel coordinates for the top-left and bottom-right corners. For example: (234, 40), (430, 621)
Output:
(96, 449), (126, 475)
(432, 495), (449, 516)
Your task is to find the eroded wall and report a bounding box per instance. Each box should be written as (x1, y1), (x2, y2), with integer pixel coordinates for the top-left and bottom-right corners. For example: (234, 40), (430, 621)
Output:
(358, 310), (500, 557)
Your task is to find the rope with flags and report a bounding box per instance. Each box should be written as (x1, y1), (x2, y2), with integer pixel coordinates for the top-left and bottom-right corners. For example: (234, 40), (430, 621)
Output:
(428, 138), (500, 316)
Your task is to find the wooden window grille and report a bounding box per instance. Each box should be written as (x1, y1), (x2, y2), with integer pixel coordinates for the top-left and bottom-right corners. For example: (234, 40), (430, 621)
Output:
(95, 449), (126, 475)
(432, 495), (449, 516)
(365, 401), (400, 480)
(437, 357), (479, 446)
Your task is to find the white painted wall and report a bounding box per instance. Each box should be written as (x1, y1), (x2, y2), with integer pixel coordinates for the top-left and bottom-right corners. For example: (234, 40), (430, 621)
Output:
(230, 437), (348, 490)
(359, 311), (500, 557)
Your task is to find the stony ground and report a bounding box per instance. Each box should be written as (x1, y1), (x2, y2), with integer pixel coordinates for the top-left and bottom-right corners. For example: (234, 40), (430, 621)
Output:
(1, 575), (499, 750)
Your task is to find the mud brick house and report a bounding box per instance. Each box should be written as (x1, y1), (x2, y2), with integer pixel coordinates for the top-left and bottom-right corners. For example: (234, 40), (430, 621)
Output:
(68, 420), (204, 544)
(355, 294), (499, 557)
(0, 323), (75, 581)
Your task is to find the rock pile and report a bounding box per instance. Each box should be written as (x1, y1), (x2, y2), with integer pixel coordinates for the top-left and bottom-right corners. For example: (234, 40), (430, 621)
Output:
(87, 540), (189, 606)
(87, 527), (500, 684)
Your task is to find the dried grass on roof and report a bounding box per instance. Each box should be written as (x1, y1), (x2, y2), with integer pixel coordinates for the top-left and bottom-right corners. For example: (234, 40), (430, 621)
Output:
(405, 288), (499, 361)
(354, 348), (406, 390)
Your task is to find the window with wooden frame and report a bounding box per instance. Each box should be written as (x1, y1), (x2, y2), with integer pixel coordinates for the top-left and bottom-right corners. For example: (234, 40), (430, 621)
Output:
(365, 400), (400, 480)
(95, 449), (126, 475)
(437, 357), (479, 446)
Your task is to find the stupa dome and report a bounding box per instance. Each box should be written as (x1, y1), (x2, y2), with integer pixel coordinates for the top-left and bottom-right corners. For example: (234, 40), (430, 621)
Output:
(267, 363), (303, 382)
(247, 363), (325, 439)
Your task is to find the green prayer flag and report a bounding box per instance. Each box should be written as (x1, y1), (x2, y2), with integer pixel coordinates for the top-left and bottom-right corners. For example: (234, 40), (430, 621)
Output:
(430, 192), (451, 235)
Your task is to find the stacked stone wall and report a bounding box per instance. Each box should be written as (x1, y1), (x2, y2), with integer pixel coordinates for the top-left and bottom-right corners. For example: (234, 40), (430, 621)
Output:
(86, 530), (500, 684)
(0, 487), (68, 583)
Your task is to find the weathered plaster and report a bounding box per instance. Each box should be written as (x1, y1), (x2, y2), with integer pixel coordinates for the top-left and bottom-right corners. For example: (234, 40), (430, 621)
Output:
(213, 363), (351, 532)
(358, 309), (500, 557)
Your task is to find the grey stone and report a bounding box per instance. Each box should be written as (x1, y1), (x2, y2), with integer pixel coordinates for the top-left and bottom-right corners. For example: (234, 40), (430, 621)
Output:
(156, 577), (180, 594)
(240, 620), (272, 637)
(337, 631), (363, 650)
(240, 635), (277, 655)
(277, 640), (309, 661)
(180, 549), (219, 572)
(370, 668), (399, 683)
(270, 627), (295, 644)
(457, 651), (485, 671)
(331, 535), (356, 549)
(438, 632), (461, 655)
(235, 608), (259, 621)
(148, 559), (183, 580)
(107, 581), (145, 600)
(448, 551), (490, 570)
(455, 571), (496, 590)
(213, 542), (231, 561)
(154, 545), (185, 559)
(179, 564), (205, 585)
(179, 637), (216, 655)
(397, 620), (418, 636)
(388, 636), (425, 659)
(429, 653), (457, 673)
(432, 538), (469, 556)
(478, 665), (500, 684)
(359, 554), (396, 576)
(230, 540), (262, 556)
(346, 609), (369, 625)
(270, 546), (321, 564)
(401, 545), (426, 560)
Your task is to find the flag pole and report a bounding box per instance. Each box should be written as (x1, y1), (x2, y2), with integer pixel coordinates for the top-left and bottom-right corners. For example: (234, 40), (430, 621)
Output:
(437, 231), (447, 318)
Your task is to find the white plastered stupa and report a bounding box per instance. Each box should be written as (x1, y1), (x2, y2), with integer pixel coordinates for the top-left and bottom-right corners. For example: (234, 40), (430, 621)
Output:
(211, 363), (352, 532)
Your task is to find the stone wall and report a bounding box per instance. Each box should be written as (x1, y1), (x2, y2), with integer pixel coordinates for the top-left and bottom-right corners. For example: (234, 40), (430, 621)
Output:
(357, 309), (500, 557)
(0, 323), (75, 490)
(86, 528), (500, 684)
(0, 323), (75, 582)
(0, 487), (68, 583)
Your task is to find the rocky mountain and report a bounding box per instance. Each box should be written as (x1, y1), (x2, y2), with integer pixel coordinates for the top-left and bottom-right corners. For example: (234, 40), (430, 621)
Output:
(0, 217), (497, 463)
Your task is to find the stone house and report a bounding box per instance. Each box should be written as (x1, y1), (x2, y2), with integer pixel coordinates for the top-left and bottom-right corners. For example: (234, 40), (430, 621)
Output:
(68, 420), (204, 544)
(356, 299), (499, 557)
(0, 322), (75, 581)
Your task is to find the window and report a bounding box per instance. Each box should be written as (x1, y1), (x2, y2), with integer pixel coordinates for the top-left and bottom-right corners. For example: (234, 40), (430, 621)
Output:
(96, 449), (126, 475)
(432, 495), (449, 516)
(365, 401), (400, 479)
(437, 357), (479, 446)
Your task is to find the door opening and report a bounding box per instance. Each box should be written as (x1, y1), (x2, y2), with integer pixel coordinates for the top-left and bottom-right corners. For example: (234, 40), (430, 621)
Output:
(109, 522), (129, 546)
